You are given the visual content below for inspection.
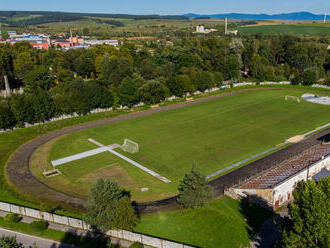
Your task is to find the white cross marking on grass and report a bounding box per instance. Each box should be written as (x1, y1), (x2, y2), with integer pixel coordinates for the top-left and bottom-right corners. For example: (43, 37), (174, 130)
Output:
(50, 138), (171, 183)
(88, 138), (171, 183)
(51, 147), (109, 166)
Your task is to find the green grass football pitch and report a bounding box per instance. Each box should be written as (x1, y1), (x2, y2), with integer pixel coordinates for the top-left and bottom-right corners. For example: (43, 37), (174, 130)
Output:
(40, 89), (330, 201)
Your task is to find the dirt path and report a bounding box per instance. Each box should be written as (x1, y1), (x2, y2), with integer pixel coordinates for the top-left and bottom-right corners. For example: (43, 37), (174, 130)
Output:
(5, 88), (329, 213)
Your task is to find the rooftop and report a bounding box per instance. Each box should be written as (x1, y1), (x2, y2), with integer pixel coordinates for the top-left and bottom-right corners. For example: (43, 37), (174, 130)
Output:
(237, 142), (330, 189)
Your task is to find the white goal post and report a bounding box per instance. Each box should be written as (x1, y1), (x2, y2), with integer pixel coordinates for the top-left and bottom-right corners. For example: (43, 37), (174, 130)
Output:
(285, 95), (300, 103)
(121, 139), (139, 153)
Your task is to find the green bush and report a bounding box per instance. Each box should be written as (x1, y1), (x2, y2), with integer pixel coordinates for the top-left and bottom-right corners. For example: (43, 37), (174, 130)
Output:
(4, 213), (20, 223)
(129, 242), (144, 248)
(30, 221), (48, 232)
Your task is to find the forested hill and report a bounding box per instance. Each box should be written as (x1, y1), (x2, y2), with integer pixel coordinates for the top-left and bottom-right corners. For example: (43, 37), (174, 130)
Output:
(185, 12), (330, 20)
(0, 11), (188, 27)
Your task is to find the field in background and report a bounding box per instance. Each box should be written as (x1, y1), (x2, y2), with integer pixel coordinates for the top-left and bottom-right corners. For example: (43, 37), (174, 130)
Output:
(30, 89), (330, 202)
(32, 18), (227, 35)
(238, 23), (330, 35)
(4, 14), (330, 36)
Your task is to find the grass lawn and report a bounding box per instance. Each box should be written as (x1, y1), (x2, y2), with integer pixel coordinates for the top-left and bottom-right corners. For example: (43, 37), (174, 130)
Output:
(238, 24), (330, 35)
(0, 216), (116, 248)
(134, 196), (274, 248)
(0, 108), (132, 211)
(38, 89), (330, 202)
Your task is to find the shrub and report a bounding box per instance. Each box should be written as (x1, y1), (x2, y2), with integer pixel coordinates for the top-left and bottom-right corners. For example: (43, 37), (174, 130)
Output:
(4, 213), (20, 223)
(30, 221), (48, 232)
(129, 242), (144, 248)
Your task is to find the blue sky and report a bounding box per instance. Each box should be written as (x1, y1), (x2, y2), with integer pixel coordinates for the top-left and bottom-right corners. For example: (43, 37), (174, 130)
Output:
(1, 0), (329, 15)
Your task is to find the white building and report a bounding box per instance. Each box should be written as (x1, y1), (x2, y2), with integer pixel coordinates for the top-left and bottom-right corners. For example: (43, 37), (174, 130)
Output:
(194, 25), (218, 34)
(228, 133), (330, 210)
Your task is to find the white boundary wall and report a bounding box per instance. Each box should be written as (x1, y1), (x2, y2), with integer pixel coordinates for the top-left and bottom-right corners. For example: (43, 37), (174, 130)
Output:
(272, 155), (330, 207)
(0, 202), (194, 248)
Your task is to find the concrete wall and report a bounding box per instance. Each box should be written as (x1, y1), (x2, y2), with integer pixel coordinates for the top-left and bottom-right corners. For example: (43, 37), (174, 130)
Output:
(232, 155), (330, 210)
(0, 202), (194, 248)
(272, 155), (330, 208)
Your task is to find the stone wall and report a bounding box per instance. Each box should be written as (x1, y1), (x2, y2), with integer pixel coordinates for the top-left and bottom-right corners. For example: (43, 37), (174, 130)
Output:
(272, 154), (330, 207)
(0, 202), (194, 248)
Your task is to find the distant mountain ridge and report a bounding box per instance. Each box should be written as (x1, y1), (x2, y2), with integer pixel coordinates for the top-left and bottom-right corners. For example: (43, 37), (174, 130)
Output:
(184, 12), (329, 21)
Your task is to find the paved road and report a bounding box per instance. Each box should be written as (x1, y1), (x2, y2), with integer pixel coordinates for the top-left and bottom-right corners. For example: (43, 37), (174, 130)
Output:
(0, 227), (77, 248)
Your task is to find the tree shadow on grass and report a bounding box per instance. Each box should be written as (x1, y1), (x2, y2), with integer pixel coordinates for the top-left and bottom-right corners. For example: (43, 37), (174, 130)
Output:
(58, 229), (120, 248)
(239, 196), (275, 238)
(239, 195), (285, 248)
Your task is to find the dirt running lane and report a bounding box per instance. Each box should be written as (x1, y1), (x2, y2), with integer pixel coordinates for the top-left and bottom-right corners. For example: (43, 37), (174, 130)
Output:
(6, 88), (320, 213)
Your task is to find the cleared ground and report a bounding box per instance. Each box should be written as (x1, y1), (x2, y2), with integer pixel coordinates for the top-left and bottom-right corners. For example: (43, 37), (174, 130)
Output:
(29, 89), (330, 202)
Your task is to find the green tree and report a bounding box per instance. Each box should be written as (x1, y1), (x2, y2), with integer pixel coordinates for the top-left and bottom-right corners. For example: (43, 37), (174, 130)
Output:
(10, 94), (35, 126)
(74, 50), (95, 78)
(118, 77), (140, 107)
(196, 71), (216, 92)
(0, 28), (9, 41)
(324, 75), (330, 86)
(279, 178), (330, 248)
(25, 65), (54, 91)
(13, 50), (37, 79)
(0, 100), (16, 129)
(223, 54), (240, 80)
(27, 90), (55, 123)
(167, 74), (193, 97)
(0, 236), (24, 248)
(139, 80), (167, 105)
(177, 165), (213, 209)
(84, 179), (138, 232)
(0, 46), (15, 89)
(301, 68), (317, 86)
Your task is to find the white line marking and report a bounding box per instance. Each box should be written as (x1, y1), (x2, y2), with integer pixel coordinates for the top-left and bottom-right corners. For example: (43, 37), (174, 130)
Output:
(51, 147), (108, 166)
(206, 142), (288, 179)
(206, 123), (330, 179)
(88, 138), (171, 183)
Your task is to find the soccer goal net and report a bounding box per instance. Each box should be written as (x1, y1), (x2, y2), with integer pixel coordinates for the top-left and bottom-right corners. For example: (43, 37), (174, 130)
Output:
(121, 139), (139, 153)
(285, 95), (300, 103)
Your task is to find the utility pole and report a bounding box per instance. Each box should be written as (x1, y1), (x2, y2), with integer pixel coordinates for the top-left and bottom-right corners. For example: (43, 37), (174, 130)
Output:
(70, 28), (73, 47)
(225, 17), (228, 34)
(4, 75), (10, 97)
